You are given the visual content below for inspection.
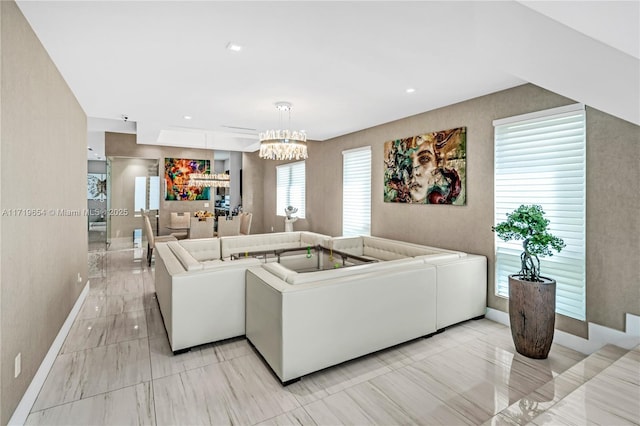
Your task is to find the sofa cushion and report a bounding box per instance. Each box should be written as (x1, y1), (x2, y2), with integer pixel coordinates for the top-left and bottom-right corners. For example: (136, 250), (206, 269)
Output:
(382, 237), (467, 258)
(362, 236), (464, 260)
(329, 236), (364, 256)
(168, 241), (203, 271)
(179, 238), (221, 261)
(221, 232), (302, 259)
(199, 258), (262, 270)
(362, 237), (418, 260)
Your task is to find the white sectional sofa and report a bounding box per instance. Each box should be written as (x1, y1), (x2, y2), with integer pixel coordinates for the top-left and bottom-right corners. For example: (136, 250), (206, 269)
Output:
(154, 232), (332, 353)
(245, 235), (487, 383)
(329, 235), (487, 329)
(154, 231), (487, 377)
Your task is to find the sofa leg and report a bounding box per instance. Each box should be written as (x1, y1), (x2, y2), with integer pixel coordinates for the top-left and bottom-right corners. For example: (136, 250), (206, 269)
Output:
(471, 314), (485, 321)
(424, 328), (446, 339)
(282, 377), (301, 386)
(173, 348), (190, 355)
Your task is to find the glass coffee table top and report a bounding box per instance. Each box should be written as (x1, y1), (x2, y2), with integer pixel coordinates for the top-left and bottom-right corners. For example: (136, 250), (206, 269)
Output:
(230, 245), (377, 272)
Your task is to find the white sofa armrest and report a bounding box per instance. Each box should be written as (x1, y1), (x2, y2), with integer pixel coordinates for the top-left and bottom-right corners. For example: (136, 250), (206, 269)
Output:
(168, 241), (203, 271)
(415, 253), (461, 262)
(155, 242), (187, 276)
(425, 254), (487, 329)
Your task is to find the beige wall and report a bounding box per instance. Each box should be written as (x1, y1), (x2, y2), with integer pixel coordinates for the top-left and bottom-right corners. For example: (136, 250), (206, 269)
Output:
(0, 2), (88, 423)
(585, 109), (640, 331)
(247, 84), (639, 336)
(241, 152), (265, 234)
(0, 4), (4, 418)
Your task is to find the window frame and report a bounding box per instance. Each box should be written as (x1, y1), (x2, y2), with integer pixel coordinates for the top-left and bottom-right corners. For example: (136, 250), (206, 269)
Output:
(493, 103), (586, 321)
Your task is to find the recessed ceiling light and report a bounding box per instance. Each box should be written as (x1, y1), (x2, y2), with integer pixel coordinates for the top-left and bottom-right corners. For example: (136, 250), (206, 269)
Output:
(183, 115), (192, 120)
(406, 88), (416, 93)
(226, 42), (243, 52)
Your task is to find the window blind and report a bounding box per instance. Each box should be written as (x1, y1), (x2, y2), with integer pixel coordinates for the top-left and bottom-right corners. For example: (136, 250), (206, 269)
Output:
(277, 161), (306, 218)
(494, 104), (586, 321)
(148, 176), (160, 210)
(134, 176), (146, 213)
(342, 147), (371, 236)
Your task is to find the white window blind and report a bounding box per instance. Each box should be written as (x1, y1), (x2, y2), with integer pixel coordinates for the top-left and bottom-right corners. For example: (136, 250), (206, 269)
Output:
(277, 161), (306, 218)
(134, 177), (146, 213)
(494, 104), (586, 321)
(149, 176), (160, 210)
(342, 147), (371, 236)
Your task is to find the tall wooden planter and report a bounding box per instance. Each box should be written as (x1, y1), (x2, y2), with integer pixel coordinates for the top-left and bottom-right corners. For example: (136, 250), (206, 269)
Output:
(508, 275), (556, 359)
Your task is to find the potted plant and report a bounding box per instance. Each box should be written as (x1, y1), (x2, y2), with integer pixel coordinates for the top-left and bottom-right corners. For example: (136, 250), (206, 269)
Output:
(493, 204), (565, 359)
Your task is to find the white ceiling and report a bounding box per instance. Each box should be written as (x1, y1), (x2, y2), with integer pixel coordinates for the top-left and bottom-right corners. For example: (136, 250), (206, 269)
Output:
(16, 1), (640, 161)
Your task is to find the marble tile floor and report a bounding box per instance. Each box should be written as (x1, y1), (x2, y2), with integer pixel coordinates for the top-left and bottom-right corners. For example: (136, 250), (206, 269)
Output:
(25, 248), (640, 425)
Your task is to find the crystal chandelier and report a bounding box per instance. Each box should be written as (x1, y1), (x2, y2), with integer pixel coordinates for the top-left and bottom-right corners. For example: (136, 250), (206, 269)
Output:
(188, 173), (230, 188)
(259, 102), (308, 160)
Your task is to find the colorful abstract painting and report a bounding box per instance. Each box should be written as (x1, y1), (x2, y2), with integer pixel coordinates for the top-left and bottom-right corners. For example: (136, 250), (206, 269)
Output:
(164, 158), (211, 201)
(384, 127), (466, 205)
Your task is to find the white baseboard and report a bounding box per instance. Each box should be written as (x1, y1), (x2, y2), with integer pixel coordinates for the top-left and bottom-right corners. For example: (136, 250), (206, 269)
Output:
(485, 307), (510, 326)
(8, 282), (90, 426)
(486, 308), (640, 355)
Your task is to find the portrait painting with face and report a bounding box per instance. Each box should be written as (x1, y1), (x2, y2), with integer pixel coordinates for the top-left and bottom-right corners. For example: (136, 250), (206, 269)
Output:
(164, 158), (211, 201)
(384, 127), (466, 205)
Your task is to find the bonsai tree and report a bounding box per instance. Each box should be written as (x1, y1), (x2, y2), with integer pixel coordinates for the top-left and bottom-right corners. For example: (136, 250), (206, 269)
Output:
(492, 204), (565, 282)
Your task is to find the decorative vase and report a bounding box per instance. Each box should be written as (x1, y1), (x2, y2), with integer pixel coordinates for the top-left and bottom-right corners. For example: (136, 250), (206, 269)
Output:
(508, 275), (556, 359)
(284, 217), (297, 232)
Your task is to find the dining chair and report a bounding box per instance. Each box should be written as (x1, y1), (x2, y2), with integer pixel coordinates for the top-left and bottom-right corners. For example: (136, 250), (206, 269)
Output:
(143, 214), (176, 266)
(239, 212), (252, 235)
(169, 212), (189, 240)
(217, 217), (241, 237)
(189, 216), (214, 239)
